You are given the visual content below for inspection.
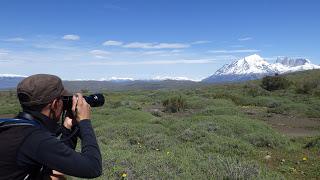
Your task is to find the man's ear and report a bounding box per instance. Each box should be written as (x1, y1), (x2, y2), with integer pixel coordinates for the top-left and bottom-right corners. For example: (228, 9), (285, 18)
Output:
(51, 99), (59, 109)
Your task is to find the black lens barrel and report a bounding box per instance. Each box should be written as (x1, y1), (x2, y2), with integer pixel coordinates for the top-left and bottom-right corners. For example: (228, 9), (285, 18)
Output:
(62, 93), (105, 110)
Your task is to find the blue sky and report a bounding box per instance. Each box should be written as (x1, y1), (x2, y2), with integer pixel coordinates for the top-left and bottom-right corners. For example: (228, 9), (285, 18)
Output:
(0, 0), (319, 80)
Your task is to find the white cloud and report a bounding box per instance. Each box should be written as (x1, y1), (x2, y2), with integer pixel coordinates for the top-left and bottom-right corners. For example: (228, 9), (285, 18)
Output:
(122, 42), (189, 49)
(191, 40), (211, 45)
(170, 49), (182, 53)
(238, 37), (253, 41)
(4, 37), (25, 42)
(62, 34), (80, 41)
(152, 43), (190, 49)
(143, 50), (166, 55)
(208, 49), (260, 54)
(0, 49), (10, 56)
(83, 58), (216, 66)
(103, 40), (123, 46)
(89, 50), (110, 58)
(103, 40), (190, 49)
(122, 42), (152, 48)
(102, 40), (193, 49)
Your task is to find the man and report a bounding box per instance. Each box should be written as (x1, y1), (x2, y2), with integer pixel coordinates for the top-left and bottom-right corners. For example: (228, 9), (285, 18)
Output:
(0, 74), (102, 179)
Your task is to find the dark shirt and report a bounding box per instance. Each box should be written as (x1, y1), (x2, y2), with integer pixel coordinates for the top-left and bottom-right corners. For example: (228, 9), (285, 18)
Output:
(16, 111), (102, 178)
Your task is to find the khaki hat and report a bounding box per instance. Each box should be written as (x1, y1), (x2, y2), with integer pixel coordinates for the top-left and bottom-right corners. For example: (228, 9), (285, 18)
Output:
(17, 74), (71, 106)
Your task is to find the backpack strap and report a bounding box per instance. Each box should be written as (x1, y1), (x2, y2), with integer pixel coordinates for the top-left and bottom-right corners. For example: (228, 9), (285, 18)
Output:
(0, 118), (40, 129)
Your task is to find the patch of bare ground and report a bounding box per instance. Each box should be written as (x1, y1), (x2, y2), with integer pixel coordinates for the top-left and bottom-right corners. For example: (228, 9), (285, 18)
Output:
(0, 114), (15, 118)
(241, 106), (320, 137)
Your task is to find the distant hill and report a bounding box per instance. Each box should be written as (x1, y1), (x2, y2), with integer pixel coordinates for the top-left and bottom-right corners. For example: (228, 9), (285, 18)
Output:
(63, 80), (202, 92)
(0, 75), (25, 90)
(0, 74), (203, 92)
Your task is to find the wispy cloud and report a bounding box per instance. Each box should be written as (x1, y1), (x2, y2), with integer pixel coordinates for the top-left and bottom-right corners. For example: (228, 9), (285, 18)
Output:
(122, 42), (190, 49)
(62, 34), (80, 41)
(89, 50), (110, 58)
(0, 49), (10, 55)
(238, 37), (253, 41)
(102, 40), (191, 49)
(103, 3), (126, 11)
(191, 40), (211, 45)
(208, 49), (260, 54)
(83, 58), (216, 66)
(4, 37), (25, 42)
(103, 40), (123, 46)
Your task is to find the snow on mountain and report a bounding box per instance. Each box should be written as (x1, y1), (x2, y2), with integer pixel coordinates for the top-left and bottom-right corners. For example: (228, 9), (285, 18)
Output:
(151, 76), (201, 82)
(203, 54), (320, 83)
(0, 74), (25, 89)
(215, 54), (275, 75)
(276, 57), (311, 67)
(0, 74), (27, 78)
(71, 76), (200, 82)
(98, 77), (134, 82)
(214, 54), (320, 75)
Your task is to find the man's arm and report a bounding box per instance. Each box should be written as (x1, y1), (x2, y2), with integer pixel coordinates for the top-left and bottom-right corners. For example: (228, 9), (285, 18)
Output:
(17, 119), (102, 178)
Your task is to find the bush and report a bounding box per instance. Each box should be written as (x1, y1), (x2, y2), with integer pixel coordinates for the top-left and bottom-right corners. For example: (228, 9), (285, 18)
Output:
(295, 80), (318, 94)
(216, 156), (260, 179)
(162, 95), (186, 113)
(305, 137), (320, 148)
(261, 75), (291, 91)
(244, 132), (288, 148)
(243, 83), (269, 97)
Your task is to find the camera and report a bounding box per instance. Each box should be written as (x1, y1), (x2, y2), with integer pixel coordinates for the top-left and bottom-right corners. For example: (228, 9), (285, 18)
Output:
(62, 93), (105, 110)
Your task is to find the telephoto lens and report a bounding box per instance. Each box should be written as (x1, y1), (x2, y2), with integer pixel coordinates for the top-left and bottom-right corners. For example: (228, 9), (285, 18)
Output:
(62, 93), (105, 110)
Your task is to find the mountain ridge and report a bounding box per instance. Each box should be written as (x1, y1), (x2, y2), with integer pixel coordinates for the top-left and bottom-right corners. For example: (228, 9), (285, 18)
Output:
(203, 54), (320, 83)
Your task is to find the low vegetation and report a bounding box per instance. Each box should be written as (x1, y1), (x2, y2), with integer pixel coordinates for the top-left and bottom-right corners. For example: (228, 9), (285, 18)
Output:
(162, 95), (186, 113)
(261, 75), (291, 91)
(1, 70), (320, 179)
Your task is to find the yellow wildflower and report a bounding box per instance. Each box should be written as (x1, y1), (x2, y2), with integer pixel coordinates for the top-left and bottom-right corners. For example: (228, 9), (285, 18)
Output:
(122, 173), (127, 178)
(166, 151), (170, 155)
(302, 157), (307, 161)
(156, 148), (160, 151)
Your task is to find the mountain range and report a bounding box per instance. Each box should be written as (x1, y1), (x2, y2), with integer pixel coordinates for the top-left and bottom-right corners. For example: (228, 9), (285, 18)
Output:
(1, 54), (319, 90)
(202, 54), (320, 83)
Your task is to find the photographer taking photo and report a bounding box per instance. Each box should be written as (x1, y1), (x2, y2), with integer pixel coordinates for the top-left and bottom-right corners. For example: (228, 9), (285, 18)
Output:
(0, 74), (102, 179)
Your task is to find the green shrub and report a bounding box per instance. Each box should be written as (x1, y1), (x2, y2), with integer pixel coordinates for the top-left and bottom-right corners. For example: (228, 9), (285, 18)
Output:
(244, 132), (288, 148)
(243, 83), (269, 97)
(261, 75), (291, 91)
(305, 137), (320, 148)
(295, 80), (318, 94)
(162, 95), (186, 113)
(216, 156), (260, 179)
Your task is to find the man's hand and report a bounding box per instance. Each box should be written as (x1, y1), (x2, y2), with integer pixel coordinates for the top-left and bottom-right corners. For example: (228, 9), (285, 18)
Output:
(50, 170), (67, 180)
(72, 93), (91, 122)
(63, 116), (76, 130)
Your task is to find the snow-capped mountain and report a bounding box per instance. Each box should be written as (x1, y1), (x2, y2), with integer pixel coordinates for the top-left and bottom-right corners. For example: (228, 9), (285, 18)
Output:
(0, 74), (26, 78)
(203, 54), (320, 83)
(0, 74), (26, 89)
(214, 54), (275, 75)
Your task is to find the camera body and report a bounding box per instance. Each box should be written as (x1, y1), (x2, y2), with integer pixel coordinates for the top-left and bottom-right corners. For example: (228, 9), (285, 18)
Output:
(62, 93), (105, 110)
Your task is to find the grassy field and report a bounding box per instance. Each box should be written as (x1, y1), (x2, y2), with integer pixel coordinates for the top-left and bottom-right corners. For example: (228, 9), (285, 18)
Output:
(1, 70), (320, 179)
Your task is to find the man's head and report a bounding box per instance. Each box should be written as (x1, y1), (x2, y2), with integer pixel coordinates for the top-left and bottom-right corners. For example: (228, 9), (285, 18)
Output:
(17, 74), (71, 121)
